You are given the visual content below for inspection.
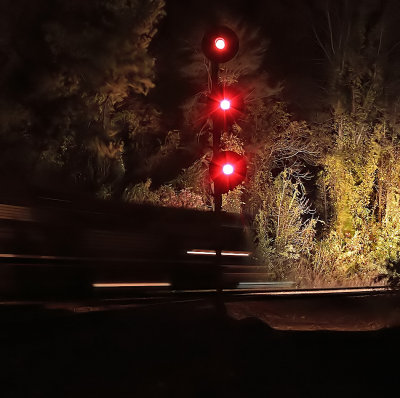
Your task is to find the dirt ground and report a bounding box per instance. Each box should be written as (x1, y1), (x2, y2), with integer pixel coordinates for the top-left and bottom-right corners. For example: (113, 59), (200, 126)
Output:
(1, 293), (400, 397)
(225, 292), (400, 330)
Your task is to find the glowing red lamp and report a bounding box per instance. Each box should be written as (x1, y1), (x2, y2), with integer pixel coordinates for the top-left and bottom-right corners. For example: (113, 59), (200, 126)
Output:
(215, 37), (226, 50)
(222, 163), (234, 175)
(202, 26), (239, 63)
(209, 151), (247, 194)
(220, 99), (231, 110)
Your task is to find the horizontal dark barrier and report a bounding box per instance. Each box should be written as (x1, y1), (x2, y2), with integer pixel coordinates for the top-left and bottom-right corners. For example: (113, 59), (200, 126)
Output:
(0, 195), (258, 298)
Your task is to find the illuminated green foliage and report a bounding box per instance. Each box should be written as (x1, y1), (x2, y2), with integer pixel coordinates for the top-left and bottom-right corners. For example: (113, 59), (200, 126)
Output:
(253, 168), (317, 279)
(295, 0), (400, 286)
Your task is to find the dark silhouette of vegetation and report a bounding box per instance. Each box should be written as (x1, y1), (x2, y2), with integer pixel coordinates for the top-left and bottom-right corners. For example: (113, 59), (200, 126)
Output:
(0, 0), (166, 196)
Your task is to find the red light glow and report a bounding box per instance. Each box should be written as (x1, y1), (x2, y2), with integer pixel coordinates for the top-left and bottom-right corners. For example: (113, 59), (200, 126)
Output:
(220, 99), (231, 110)
(215, 37), (226, 50)
(222, 163), (234, 175)
(209, 150), (247, 193)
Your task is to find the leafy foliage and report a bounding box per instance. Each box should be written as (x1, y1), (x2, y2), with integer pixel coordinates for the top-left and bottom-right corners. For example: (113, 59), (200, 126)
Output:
(253, 168), (317, 279)
(123, 178), (208, 210)
(305, 0), (400, 285)
(0, 0), (166, 194)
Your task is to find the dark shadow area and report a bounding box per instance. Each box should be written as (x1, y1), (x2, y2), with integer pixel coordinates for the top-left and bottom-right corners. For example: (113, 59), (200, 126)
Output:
(1, 303), (400, 397)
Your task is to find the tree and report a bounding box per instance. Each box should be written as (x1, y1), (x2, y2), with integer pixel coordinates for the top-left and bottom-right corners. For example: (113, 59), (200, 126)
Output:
(306, 0), (400, 282)
(0, 0), (165, 195)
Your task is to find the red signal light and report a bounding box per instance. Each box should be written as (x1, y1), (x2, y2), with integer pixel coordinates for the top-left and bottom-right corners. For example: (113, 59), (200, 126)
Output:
(220, 99), (231, 110)
(209, 151), (247, 194)
(222, 163), (234, 175)
(202, 26), (239, 63)
(215, 37), (226, 50)
(207, 89), (244, 130)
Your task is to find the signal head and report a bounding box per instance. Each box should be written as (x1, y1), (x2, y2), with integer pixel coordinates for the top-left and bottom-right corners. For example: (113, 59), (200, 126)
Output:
(202, 26), (239, 63)
(209, 151), (247, 194)
(208, 88), (244, 129)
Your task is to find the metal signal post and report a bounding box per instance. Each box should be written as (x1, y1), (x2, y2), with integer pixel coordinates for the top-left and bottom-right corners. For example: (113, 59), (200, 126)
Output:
(202, 26), (241, 213)
(203, 26), (232, 302)
(200, 26), (251, 309)
(201, 25), (245, 304)
(210, 60), (223, 213)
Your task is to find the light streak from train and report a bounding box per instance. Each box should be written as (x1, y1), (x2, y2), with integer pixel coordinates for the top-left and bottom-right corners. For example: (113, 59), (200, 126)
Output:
(186, 249), (250, 257)
(92, 282), (171, 288)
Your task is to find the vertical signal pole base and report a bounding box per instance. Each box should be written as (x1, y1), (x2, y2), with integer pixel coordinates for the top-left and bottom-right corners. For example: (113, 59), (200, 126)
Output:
(202, 25), (240, 315)
(210, 60), (226, 315)
(211, 60), (222, 214)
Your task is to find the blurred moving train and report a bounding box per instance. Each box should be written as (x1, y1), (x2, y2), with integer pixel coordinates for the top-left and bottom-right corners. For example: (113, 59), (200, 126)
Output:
(0, 194), (267, 299)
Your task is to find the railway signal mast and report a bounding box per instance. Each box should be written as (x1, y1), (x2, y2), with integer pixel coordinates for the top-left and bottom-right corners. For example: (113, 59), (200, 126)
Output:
(201, 26), (246, 212)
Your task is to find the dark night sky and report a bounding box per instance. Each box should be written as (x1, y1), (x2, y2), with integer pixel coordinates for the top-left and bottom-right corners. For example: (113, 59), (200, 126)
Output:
(150, 0), (324, 122)
(149, 0), (400, 127)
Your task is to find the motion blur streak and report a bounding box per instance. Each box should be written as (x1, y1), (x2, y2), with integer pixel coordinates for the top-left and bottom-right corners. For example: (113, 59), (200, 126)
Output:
(246, 286), (389, 296)
(221, 251), (250, 257)
(0, 204), (34, 221)
(187, 250), (216, 255)
(187, 250), (250, 256)
(93, 283), (171, 288)
(0, 254), (60, 259)
(238, 281), (295, 289)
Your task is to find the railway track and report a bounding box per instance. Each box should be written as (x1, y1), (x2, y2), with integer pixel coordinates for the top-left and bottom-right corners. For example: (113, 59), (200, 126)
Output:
(0, 284), (396, 314)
